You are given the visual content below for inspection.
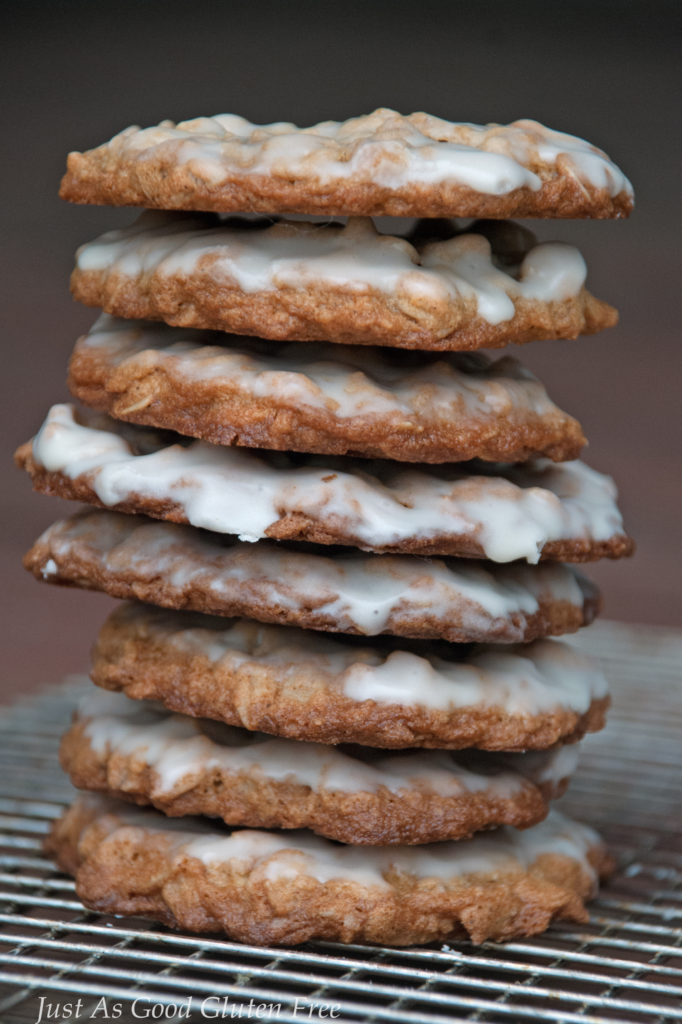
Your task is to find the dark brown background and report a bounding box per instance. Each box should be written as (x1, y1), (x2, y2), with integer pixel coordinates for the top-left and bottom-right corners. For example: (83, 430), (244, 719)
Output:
(2, 0), (680, 702)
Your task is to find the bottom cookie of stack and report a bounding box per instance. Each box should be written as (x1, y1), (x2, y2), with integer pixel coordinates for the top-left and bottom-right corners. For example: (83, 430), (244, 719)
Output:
(49, 795), (612, 946)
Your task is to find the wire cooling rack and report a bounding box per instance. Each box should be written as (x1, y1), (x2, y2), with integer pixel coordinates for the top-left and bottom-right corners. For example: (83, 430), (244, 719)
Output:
(0, 620), (680, 1024)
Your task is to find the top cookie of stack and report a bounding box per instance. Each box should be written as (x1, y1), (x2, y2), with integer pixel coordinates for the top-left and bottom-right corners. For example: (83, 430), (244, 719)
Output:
(60, 108), (633, 218)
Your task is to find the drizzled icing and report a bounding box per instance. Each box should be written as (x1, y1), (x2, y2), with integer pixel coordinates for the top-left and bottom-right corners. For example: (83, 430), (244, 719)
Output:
(77, 793), (602, 888)
(114, 603), (608, 715)
(76, 214), (588, 328)
(41, 558), (58, 580)
(76, 109), (632, 198)
(77, 689), (577, 799)
(36, 510), (590, 639)
(76, 313), (576, 425)
(30, 404), (625, 563)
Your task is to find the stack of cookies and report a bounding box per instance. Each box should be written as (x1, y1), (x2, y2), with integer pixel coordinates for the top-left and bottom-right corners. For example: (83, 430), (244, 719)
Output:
(17, 110), (634, 946)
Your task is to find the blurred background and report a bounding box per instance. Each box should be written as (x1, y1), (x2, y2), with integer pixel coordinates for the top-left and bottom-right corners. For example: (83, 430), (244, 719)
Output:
(2, 0), (680, 701)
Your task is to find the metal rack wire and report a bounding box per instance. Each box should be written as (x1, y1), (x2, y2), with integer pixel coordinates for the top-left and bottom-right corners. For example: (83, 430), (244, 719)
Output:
(0, 620), (680, 1023)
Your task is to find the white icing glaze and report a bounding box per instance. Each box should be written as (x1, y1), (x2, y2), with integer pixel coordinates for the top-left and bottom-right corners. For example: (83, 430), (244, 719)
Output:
(78, 689), (575, 800)
(41, 558), (58, 580)
(93, 109), (632, 198)
(30, 404), (625, 563)
(40, 510), (589, 639)
(111, 603), (609, 716)
(75, 214), (588, 328)
(77, 313), (572, 424)
(79, 794), (601, 888)
(341, 645), (608, 713)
